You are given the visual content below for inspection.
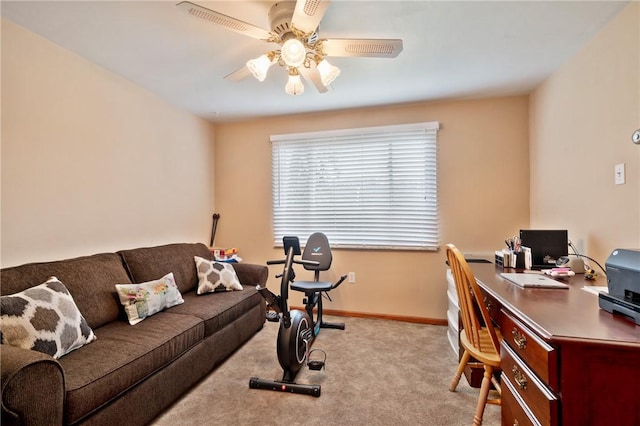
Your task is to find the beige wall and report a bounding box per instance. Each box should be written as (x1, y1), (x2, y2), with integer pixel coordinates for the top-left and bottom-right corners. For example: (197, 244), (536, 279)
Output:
(6, 3), (633, 321)
(214, 97), (530, 320)
(1, 19), (216, 267)
(529, 2), (639, 266)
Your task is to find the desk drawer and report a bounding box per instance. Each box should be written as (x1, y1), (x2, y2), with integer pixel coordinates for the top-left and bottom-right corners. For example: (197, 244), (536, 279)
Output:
(502, 375), (539, 426)
(500, 310), (558, 390)
(481, 289), (500, 324)
(501, 341), (558, 425)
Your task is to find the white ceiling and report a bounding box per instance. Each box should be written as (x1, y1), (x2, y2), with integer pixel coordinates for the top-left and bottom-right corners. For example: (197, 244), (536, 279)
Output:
(1, 1), (629, 123)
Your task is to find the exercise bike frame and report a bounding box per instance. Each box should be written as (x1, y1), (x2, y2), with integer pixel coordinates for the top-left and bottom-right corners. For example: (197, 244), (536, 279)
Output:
(250, 245), (323, 396)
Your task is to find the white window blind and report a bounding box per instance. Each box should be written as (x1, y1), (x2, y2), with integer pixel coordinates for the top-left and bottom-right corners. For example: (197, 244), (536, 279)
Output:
(271, 122), (439, 250)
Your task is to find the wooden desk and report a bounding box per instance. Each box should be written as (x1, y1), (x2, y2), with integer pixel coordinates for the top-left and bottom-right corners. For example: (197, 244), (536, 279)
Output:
(470, 264), (640, 425)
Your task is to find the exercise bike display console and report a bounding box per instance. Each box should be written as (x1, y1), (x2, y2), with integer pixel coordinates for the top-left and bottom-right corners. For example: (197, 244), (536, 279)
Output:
(250, 234), (346, 397)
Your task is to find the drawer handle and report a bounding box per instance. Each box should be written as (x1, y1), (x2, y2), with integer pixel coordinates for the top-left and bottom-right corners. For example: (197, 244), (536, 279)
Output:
(512, 366), (528, 390)
(484, 296), (493, 313)
(512, 328), (527, 350)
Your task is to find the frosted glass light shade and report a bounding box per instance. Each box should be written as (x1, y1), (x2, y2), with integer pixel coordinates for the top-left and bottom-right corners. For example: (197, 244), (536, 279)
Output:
(281, 39), (306, 67)
(317, 58), (340, 86)
(246, 54), (274, 81)
(285, 73), (304, 95)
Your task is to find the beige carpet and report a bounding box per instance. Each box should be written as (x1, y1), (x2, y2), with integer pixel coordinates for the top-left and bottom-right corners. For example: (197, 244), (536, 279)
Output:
(151, 315), (500, 425)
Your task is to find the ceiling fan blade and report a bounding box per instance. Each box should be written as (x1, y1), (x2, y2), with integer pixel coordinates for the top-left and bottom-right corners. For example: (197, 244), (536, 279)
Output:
(177, 1), (272, 41)
(291, 0), (331, 34)
(321, 38), (403, 58)
(223, 65), (252, 82)
(298, 64), (329, 93)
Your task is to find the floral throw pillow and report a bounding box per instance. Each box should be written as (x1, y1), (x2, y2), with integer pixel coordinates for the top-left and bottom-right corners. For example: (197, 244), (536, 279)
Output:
(194, 256), (243, 294)
(115, 273), (183, 325)
(0, 277), (97, 359)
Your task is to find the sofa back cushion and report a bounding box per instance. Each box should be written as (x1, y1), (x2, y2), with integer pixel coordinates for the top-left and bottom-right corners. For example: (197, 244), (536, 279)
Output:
(118, 243), (213, 294)
(0, 253), (130, 329)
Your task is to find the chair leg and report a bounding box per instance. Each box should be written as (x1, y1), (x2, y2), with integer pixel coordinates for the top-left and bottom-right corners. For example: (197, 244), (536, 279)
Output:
(449, 349), (471, 392)
(473, 365), (494, 426)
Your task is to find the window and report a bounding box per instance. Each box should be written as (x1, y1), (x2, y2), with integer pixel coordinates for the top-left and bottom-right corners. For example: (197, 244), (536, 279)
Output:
(271, 122), (439, 250)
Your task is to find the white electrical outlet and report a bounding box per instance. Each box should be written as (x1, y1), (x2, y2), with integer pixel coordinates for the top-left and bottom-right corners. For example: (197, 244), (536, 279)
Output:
(614, 163), (625, 185)
(348, 272), (356, 283)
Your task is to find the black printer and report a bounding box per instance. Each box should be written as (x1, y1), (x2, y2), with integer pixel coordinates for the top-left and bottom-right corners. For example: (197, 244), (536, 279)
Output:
(598, 248), (640, 325)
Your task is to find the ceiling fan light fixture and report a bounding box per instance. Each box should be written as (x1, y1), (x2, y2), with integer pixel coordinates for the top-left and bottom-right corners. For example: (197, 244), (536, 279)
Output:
(178, 1), (404, 96)
(281, 38), (306, 67)
(317, 58), (340, 86)
(285, 68), (304, 96)
(246, 53), (275, 82)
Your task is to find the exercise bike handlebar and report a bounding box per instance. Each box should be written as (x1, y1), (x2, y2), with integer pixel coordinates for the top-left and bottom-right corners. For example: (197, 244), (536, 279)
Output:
(265, 253), (320, 328)
(295, 259), (320, 267)
(332, 274), (348, 290)
(268, 258), (320, 280)
(267, 258), (320, 267)
(278, 247), (296, 327)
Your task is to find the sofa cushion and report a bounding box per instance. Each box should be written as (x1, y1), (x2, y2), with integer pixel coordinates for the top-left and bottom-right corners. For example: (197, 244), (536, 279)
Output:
(194, 256), (243, 294)
(58, 312), (203, 425)
(0, 253), (131, 329)
(0, 277), (97, 359)
(119, 243), (213, 294)
(166, 288), (264, 338)
(115, 273), (184, 325)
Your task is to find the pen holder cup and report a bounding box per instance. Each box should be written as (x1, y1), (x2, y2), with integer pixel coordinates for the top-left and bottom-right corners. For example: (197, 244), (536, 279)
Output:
(515, 252), (526, 269)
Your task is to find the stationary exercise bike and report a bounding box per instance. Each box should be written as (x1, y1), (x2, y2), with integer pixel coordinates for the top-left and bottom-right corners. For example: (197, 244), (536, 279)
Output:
(250, 233), (346, 397)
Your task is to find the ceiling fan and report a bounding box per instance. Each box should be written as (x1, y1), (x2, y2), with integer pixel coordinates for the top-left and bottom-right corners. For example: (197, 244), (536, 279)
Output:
(177, 1), (403, 95)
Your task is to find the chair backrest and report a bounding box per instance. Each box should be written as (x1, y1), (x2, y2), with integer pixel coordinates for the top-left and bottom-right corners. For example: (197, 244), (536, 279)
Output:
(302, 232), (333, 272)
(446, 244), (500, 355)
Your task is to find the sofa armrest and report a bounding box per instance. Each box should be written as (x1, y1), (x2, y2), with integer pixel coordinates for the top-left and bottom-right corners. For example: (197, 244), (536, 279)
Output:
(1, 345), (65, 426)
(231, 263), (268, 288)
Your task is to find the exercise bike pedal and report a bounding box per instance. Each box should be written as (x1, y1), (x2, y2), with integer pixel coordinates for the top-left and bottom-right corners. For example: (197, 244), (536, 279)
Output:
(307, 348), (327, 371)
(307, 360), (324, 371)
(266, 311), (280, 322)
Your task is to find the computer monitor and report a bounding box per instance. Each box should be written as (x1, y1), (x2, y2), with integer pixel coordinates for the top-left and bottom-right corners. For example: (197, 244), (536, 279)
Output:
(519, 229), (568, 269)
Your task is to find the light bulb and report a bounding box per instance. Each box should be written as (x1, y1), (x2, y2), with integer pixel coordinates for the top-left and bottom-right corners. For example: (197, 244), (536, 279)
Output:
(281, 38), (306, 67)
(317, 58), (340, 86)
(246, 54), (274, 82)
(285, 71), (305, 96)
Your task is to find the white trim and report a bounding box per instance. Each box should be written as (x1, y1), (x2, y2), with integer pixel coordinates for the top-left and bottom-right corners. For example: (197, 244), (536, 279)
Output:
(271, 121), (440, 142)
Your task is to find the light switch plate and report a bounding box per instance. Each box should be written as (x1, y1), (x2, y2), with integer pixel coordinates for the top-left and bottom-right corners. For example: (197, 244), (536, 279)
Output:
(615, 163), (625, 185)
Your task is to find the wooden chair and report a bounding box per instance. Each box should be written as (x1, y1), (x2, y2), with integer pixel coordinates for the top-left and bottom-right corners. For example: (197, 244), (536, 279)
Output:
(446, 244), (502, 426)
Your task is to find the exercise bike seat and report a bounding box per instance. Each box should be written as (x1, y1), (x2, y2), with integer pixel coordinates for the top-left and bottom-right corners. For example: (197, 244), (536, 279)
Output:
(291, 280), (333, 293)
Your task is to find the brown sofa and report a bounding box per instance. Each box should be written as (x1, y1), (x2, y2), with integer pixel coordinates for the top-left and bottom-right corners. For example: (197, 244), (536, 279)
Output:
(1, 242), (268, 425)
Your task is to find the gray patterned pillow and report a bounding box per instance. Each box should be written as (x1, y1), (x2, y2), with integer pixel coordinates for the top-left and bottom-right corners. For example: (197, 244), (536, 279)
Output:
(194, 256), (243, 294)
(0, 277), (96, 359)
